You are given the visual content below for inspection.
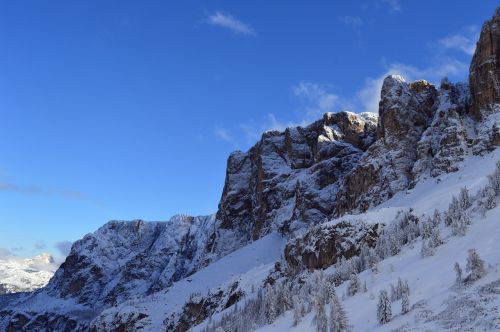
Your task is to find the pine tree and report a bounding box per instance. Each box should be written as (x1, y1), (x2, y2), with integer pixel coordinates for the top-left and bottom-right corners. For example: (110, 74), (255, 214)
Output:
(429, 226), (443, 248)
(421, 217), (433, 239)
(401, 290), (410, 314)
(264, 284), (276, 324)
(466, 249), (486, 281)
(433, 209), (442, 226)
(421, 240), (434, 257)
(483, 186), (497, 210)
(377, 290), (392, 324)
(347, 273), (360, 297)
(314, 298), (328, 332)
(459, 187), (471, 210)
(330, 293), (351, 332)
(454, 262), (463, 287)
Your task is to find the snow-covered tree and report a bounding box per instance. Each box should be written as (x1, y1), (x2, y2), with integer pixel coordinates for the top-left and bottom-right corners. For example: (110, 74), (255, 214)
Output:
(451, 210), (470, 236)
(347, 273), (361, 297)
(421, 240), (434, 257)
(401, 290), (410, 314)
(459, 187), (471, 210)
(454, 262), (463, 287)
(314, 298), (328, 332)
(421, 217), (433, 239)
(264, 284), (276, 324)
(330, 293), (351, 332)
(466, 249), (486, 282)
(433, 209), (442, 226)
(377, 290), (392, 324)
(429, 226), (443, 248)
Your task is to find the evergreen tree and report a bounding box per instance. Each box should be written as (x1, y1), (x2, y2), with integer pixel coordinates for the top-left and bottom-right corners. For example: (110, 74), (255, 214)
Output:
(401, 290), (410, 314)
(433, 209), (442, 227)
(347, 273), (360, 297)
(429, 226), (443, 248)
(264, 284), (276, 324)
(421, 240), (434, 257)
(483, 186), (497, 210)
(459, 187), (471, 210)
(454, 262), (463, 287)
(314, 298), (328, 332)
(466, 249), (486, 281)
(377, 290), (392, 324)
(329, 293), (351, 332)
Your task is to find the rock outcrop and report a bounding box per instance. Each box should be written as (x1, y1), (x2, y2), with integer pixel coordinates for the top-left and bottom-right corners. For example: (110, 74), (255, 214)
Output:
(469, 7), (500, 119)
(284, 221), (381, 270)
(207, 111), (377, 261)
(335, 76), (438, 215)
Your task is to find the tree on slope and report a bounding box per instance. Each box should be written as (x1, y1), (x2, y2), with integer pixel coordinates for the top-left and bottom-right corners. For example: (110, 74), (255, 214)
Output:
(329, 293), (351, 332)
(377, 289), (392, 324)
(401, 289), (410, 314)
(466, 249), (486, 282)
(347, 273), (361, 297)
(454, 262), (463, 287)
(314, 298), (328, 332)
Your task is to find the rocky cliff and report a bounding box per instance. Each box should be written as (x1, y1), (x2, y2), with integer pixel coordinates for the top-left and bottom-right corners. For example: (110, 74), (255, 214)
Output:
(1, 6), (500, 332)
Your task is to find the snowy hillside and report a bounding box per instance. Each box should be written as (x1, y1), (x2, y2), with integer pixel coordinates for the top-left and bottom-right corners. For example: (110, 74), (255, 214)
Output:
(0, 253), (57, 294)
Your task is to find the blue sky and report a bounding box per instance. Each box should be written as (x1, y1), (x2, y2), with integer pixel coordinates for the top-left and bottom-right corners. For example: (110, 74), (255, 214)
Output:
(0, 0), (497, 260)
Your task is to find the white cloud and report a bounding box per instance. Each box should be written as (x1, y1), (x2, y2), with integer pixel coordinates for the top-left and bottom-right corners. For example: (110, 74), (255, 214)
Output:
(339, 16), (363, 28)
(381, 0), (402, 12)
(214, 127), (233, 141)
(206, 11), (255, 35)
(292, 82), (345, 119)
(439, 26), (479, 56)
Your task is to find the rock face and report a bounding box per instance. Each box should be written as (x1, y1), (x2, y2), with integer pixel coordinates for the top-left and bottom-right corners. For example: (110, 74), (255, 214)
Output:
(207, 111), (377, 261)
(469, 8), (500, 119)
(334, 76), (439, 215)
(284, 221), (381, 270)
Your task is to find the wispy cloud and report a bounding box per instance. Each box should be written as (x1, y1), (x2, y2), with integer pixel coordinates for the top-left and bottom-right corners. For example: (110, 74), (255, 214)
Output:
(438, 25), (479, 56)
(381, 0), (402, 12)
(292, 82), (348, 119)
(0, 181), (86, 200)
(205, 11), (255, 35)
(214, 127), (233, 141)
(339, 16), (363, 28)
(55, 241), (72, 257)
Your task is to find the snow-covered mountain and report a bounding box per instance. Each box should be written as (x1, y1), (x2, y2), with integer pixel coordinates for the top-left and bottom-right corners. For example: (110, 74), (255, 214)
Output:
(1, 6), (500, 332)
(0, 253), (57, 295)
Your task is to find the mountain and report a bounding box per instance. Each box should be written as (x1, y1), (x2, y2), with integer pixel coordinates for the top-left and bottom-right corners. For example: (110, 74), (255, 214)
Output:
(0, 253), (57, 295)
(1, 7), (500, 332)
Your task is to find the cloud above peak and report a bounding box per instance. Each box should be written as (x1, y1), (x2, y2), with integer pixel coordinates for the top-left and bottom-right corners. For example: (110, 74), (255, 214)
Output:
(205, 11), (255, 35)
(438, 26), (479, 56)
